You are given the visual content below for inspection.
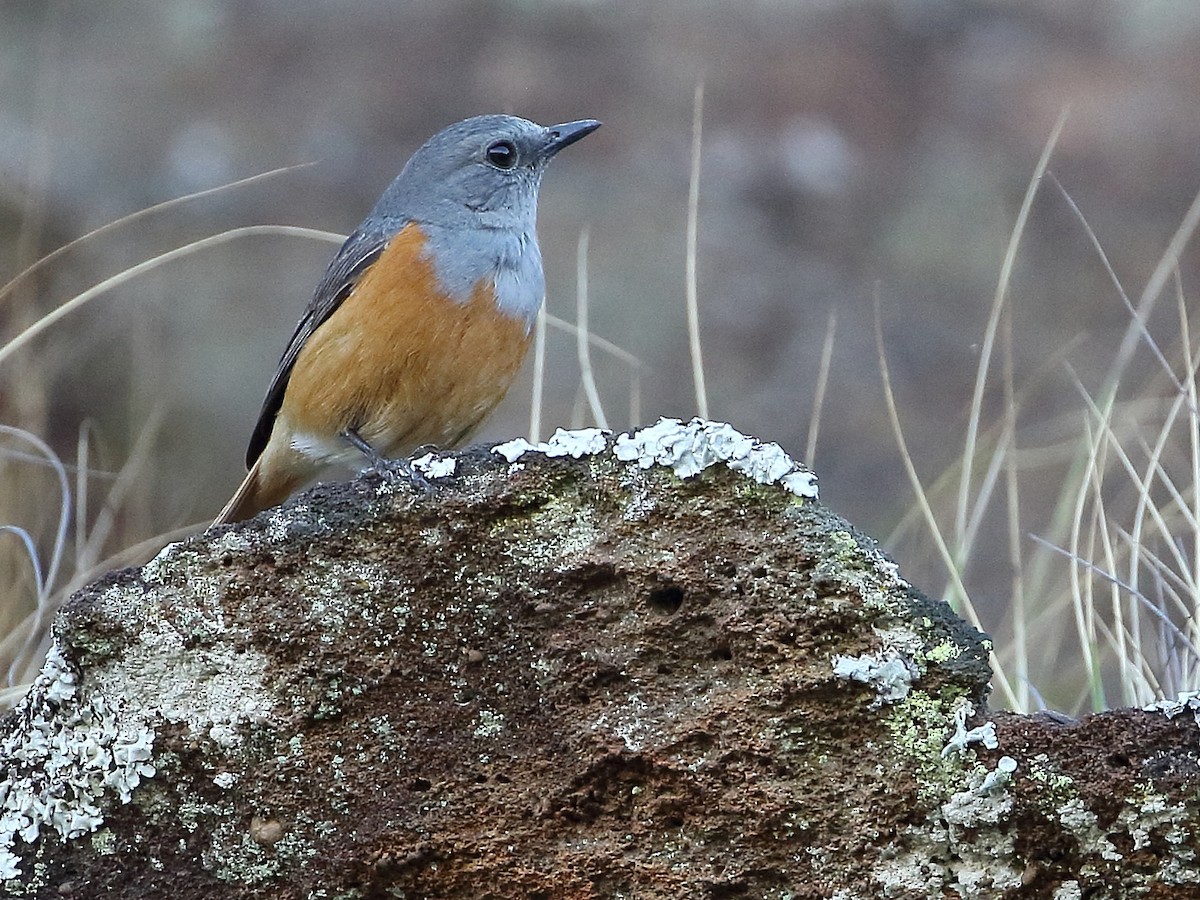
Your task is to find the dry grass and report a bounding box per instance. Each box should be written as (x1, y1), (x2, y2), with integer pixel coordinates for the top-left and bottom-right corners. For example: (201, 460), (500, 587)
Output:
(0, 168), (337, 701)
(879, 109), (1200, 714)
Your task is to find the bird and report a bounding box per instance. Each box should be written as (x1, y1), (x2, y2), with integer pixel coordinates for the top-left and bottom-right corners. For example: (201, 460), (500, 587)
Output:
(212, 114), (600, 526)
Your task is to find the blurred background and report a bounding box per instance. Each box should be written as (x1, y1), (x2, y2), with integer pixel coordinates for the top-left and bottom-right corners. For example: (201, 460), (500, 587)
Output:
(3, 0), (1200, 710)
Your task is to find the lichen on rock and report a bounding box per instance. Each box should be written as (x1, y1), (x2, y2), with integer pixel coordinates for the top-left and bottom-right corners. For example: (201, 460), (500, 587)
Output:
(0, 644), (155, 880)
(1, 422), (1197, 898)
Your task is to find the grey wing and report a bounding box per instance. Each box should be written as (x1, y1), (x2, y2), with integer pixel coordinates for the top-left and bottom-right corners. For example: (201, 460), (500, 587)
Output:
(244, 223), (395, 468)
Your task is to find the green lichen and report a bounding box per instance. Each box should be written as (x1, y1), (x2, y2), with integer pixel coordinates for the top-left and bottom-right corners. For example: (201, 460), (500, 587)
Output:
(89, 828), (117, 856)
(881, 689), (966, 806)
(176, 792), (232, 835)
(922, 640), (963, 665)
(1026, 753), (1079, 811)
(203, 806), (328, 886)
(828, 530), (859, 558)
(204, 824), (283, 885)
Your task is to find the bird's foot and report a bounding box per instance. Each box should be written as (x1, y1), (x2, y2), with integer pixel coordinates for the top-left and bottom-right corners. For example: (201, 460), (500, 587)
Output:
(372, 455), (436, 496)
(341, 428), (434, 497)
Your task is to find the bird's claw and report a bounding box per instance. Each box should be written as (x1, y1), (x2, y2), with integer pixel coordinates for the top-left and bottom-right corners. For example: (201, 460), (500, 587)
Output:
(341, 427), (435, 497)
(371, 455), (435, 497)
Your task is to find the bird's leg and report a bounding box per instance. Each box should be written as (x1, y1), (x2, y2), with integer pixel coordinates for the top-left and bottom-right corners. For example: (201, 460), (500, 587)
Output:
(340, 426), (433, 494)
(341, 426), (386, 466)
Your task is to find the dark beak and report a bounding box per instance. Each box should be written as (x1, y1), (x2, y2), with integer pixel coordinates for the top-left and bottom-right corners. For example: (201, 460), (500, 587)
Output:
(543, 119), (601, 157)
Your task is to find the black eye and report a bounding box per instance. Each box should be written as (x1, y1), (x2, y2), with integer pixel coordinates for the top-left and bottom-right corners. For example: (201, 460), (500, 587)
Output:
(486, 140), (518, 169)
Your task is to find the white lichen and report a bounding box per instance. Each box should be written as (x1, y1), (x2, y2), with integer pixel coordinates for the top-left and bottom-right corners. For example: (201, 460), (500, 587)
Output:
(1143, 690), (1200, 728)
(943, 765), (1014, 830)
(493, 427), (609, 462)
(1057, 798), (1123, 861)
(977, 756), (1017, 794)
(472, 709), (505, 739)
(591, 693), (656, 753)
(875, 811), (1022, 899)
(1, 559), (280, 881)
(832, 651), (918, 706)
(412, 451), (457, 479)
(493, 419), (819, 499)
(932, 764), (1023, 895)
(104, 623), (274, 749)
(941, 701), (999, 758)
(0, 644), (156, 879)
(874, 625), (925, 659)
(1114, 748), (1200, 883)
(613, 417), (818, 497)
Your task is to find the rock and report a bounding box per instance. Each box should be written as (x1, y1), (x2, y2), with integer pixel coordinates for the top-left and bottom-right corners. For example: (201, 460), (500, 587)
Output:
(2, 420), (1198, 898)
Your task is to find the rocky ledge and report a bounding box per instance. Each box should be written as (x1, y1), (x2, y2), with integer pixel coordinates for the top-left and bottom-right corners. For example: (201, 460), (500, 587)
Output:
(2, 419), (1199, 898)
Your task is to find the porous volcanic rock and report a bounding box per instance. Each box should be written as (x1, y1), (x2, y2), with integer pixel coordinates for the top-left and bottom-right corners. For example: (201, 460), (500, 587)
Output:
(2, 423), (1199, 899)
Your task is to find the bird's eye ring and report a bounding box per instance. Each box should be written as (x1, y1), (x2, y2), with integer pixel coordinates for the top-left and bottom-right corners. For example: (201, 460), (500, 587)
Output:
(486, 140), (518, 169)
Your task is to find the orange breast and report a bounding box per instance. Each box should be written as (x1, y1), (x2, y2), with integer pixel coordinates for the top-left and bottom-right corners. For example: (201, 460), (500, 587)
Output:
(280, 222), (534, 455)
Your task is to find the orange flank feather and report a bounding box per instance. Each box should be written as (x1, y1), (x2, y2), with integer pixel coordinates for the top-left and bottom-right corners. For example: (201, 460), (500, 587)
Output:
(214, 223), (533, 525)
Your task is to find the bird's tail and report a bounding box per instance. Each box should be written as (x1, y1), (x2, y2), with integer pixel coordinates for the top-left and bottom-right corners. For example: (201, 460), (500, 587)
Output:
(212, 460), (265, 527)
(211, 457), (299, 527)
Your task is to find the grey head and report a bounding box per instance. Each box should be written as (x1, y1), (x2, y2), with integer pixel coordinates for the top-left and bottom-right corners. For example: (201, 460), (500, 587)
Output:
(369, 114), (600, 324)
(372, 115), (600, 231)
